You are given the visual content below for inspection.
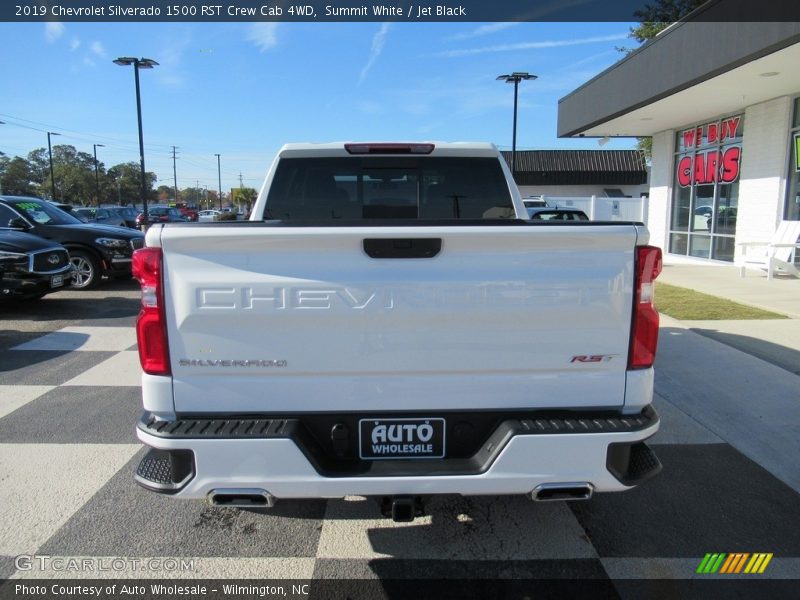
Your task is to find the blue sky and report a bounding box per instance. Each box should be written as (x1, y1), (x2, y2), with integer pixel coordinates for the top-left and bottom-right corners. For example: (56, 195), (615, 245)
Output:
(0, 21), (638, 194)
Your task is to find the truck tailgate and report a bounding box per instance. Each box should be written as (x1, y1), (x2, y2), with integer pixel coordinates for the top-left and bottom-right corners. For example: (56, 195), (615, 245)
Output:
(159, 224), (639, 413)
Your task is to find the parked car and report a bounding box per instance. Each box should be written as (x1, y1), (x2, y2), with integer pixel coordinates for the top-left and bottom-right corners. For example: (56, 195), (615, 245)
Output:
(135, 206), (189, 226)
(74, 207), (128, 228)
(178, 206), (199, 221)
(46, 201), (91, 222)
(102, 206), (140, 229)
(527, 208), (590, 221)
(0, 229), (74, 300)
(523, 197), (551, 210)
(0, 196), (144, 289)
(198, 209), (222, 222)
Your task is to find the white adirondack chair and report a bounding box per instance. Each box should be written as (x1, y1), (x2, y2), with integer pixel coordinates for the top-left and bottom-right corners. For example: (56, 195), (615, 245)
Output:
(736, 220), (800, 280)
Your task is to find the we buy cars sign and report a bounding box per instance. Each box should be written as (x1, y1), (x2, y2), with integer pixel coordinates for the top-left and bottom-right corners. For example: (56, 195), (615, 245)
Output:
(677, 116), (742, 187)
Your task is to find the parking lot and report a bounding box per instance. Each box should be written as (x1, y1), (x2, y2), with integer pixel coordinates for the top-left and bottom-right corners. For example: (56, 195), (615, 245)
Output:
(1, 282), (799, 597)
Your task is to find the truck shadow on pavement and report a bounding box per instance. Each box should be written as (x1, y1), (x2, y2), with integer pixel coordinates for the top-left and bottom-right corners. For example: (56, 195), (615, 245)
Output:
(688, 327), (800, 375)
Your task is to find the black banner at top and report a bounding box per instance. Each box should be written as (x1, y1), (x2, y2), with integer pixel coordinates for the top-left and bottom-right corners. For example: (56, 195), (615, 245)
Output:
(3, 0), (800, 23)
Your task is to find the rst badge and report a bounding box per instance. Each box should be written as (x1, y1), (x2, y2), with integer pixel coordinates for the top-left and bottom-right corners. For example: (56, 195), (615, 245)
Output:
(359, 418), (445, 460)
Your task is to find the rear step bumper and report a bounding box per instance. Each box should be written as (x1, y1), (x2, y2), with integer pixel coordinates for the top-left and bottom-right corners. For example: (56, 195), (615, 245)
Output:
(134, 407), (660, 499)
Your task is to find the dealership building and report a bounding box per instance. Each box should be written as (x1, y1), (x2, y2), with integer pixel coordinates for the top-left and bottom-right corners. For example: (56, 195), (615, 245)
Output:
(558, 9), (800, 263)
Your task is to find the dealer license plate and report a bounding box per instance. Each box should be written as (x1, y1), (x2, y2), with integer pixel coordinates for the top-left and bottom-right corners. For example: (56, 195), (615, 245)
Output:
(51, 274), (64, 288)
(359, 418), (445, 460)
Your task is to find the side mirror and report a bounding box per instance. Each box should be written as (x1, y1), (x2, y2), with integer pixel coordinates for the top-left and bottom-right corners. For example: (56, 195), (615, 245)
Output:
(7, 217), (30, 230)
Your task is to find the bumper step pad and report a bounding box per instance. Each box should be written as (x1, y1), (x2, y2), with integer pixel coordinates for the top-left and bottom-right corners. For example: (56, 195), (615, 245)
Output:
(134, 448), (195, 494)
(606, 441), (662, 486)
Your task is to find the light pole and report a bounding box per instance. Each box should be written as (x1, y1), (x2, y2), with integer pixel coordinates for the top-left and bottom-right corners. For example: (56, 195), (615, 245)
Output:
(114, 56), (158, 227)
(172, 146), (179, 206)
(496, 72), (537, 179)
(93, 143), (105, 206)
(215, 153), (222, 210)
(47, 131), (61, 199)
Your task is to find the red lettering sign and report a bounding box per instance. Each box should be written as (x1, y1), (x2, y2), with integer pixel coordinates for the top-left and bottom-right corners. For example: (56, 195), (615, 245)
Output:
(676, 146), (741, 187)
(721, 146), (740, 183)
(677, 156), (692, 186)
(680, 116), (742, 149)
(707, 123), (718, 144)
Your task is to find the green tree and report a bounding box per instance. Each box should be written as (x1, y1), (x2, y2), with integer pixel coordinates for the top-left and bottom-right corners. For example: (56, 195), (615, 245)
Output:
(231, 187), (258, 210)
(0, 154), (9, 194)
(180, 186), (206, 207)
(157, 185), (174, 201)
(48, 145), (97, 203)
(1, 156), (38, 196)
(26, 148), (49, 188)
(205, 189), (220, 209)
(107, 162), (158, 207)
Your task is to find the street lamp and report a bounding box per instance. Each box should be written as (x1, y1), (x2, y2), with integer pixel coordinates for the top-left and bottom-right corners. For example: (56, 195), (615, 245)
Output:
(93, 143), (105, 206)
(215, 153), (222, 210)
(47, 131), (61, 200)
(114, 56), (158, 227)
(496, 72), (537, 179)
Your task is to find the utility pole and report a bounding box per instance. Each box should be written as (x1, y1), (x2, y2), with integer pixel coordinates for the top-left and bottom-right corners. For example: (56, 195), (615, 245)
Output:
(93, 144), (105, 206)
(215, 153), (222, 210)
(47, 131), (61, 200)
(172, 146), (179, 205)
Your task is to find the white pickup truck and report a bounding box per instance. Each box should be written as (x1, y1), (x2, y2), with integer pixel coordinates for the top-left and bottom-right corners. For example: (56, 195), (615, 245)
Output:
(132, 142), (663, 521)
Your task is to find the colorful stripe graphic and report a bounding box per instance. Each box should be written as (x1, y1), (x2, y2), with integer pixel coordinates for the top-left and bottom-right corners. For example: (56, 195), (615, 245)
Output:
(697, 553), (773, 574)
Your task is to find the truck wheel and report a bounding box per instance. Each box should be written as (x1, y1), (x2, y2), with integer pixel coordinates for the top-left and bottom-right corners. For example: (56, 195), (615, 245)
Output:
(70, 250), (101, 289)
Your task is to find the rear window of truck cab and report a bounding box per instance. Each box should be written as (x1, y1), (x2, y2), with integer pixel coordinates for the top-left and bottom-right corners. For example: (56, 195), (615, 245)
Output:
(263, 157), (515, 220)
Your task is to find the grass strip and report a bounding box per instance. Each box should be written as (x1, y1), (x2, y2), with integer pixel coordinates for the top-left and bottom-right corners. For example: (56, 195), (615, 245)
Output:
(654, 282), (788, 320)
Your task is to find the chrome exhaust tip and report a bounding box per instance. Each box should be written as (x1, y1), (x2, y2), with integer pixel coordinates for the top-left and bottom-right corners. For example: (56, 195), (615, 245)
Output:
(208, 488), (276, 508)
(532, 483), (594, 502)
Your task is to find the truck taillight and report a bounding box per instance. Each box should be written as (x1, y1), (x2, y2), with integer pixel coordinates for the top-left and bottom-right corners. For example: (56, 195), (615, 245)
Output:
(132, 247), (171, 376)
(628, 245), (662, 370)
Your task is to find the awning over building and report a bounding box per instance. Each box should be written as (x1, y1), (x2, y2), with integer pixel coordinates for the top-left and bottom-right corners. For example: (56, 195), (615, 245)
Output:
(501, 150), (647, 185)
(557, 2), (800, 139)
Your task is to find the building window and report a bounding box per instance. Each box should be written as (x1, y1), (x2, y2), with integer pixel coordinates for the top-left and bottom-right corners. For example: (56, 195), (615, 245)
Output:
(785, 97), (800, 221)
(669, 114), (744, 261)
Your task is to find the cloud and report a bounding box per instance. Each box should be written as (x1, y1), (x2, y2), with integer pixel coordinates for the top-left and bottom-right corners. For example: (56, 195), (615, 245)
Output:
(90, 41), (106, 58)
(82, 57), (95, 67)
(357, 100), (383, 114)
(246, 23), (278, 52)
(358, 23), (390, 85)
(70, 37), (81, 51)
(447, 23), (520, 41)
(434, 33), (628, 59)
(153, 29), (195, 89)
(45, 22), (65, 43)
(560, 49), (619, 71)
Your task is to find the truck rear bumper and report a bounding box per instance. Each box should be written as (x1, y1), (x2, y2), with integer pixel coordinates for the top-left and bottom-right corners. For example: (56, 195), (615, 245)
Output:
(134, 407), (660, 499)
